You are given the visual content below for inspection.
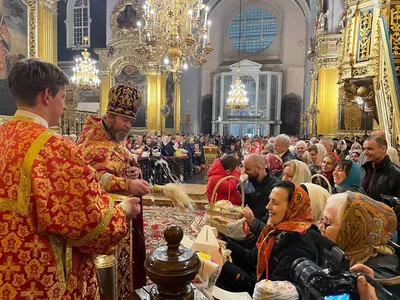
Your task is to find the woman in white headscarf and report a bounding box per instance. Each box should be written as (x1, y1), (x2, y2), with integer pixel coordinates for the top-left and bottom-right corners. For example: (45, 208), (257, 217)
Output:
(308, 143), (327, 175)
(299, 183), (330, 226)
(282, 160), (312, 185)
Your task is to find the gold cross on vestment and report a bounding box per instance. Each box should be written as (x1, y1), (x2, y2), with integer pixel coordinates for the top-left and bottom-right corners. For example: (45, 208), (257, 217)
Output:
(0, 256), (20, 280)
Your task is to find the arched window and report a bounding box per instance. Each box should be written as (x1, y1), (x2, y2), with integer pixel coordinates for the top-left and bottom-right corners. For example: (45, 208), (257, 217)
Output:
(66, 0), (91, 49)
(229, 7), (278, 54)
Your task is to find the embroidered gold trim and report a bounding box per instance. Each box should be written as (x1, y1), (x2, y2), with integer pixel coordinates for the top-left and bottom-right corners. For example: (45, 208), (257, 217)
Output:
(48, 235), (68, 290)
(68, 197), (116, 247)
(0, 129), (54, 215)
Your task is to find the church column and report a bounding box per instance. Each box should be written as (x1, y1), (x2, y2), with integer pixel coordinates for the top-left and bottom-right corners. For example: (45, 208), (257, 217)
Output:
(146, 73), (165, 133)
(99, 72), (111, 116)
(37, 0), (58, 64)
(175, 82), (181, 133)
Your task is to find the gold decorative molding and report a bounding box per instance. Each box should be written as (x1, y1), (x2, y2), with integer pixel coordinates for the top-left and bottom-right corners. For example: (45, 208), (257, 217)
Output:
(358, 10), (373, 61)
(38, 0), (57, 14)
(27, 0), (37, 58)
(389, 4), (400, 59)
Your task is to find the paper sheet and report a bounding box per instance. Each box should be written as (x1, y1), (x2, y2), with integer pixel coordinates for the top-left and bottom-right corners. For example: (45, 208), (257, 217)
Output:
(212, 286), (252, 300)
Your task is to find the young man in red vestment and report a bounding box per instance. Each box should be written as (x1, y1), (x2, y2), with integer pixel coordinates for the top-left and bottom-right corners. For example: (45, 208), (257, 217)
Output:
(0, 58), (142, 299)
(76, 85), (151, 298)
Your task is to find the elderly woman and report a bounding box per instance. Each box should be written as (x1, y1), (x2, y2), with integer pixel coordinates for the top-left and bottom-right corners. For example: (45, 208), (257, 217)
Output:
(295, 140), (310, 163)
(282, 160), (312, 184)
(218, 182), (318, 295)
(308, 143), (327, 175)
(320, 192), (400, 298)
(332, 160), (365, 194)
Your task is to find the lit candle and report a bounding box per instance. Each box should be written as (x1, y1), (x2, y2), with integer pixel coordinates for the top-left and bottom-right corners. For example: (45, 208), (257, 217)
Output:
(137, 21), (142, 44)
(188, 10), (192, 29)
(197, 0), (201, 17)
(150, 9), (155, 35)
(204, 6), (209, 28)
(203, 33), (207, 48)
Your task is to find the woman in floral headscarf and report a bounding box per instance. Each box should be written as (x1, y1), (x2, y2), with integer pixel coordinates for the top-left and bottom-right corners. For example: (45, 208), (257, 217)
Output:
(320, 192), (400, 298)
(217, 182), (318, 294)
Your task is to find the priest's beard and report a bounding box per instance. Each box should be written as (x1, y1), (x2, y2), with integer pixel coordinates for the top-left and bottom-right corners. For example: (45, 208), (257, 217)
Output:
(108, 123), (130, 142)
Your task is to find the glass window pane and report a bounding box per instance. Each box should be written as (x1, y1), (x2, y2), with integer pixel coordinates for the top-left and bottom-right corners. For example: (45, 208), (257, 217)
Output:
(244, 39), (260, 54)
(223, 124), (230, 135)
(223, 75), (232, 119)
(270, 75), (278, 120)
(246, 7), (262, 21)
(233, 124), (242, 137)
(233, 11), (244, 22)
(245, 124), (254, 137)
(229, 23), (244, 39)
(215, 76), (221, 119)
(229, 7), (278, 54)
(245, 23), (261, 38)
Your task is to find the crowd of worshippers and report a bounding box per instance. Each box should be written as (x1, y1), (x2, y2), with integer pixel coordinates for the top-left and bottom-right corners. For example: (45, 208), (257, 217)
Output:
(205, 132), (400, 298)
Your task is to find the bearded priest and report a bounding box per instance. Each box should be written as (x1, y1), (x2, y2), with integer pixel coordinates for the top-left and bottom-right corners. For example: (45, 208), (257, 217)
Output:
(76, 85), (150, 299)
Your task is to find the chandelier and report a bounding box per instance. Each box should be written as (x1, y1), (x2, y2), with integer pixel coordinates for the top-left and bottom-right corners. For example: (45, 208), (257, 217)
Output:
(71, 37), (100, 88)
(134, 0), (213, 81)
(226, 0), (248, 110)
(226, 70), (249, 110)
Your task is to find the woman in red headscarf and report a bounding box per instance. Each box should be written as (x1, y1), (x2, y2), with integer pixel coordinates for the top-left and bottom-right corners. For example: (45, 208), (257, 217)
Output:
(217, 181), (318, 295)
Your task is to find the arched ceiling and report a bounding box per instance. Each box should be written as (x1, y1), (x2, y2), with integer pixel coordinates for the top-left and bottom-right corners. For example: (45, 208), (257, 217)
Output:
(205, 0), (311, 22)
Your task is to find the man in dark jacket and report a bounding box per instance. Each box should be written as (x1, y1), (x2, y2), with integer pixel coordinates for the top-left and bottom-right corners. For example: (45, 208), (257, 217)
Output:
(362, 136), (400, 231)
(241, 154), (279, 220)
(274, 134), (295, 163)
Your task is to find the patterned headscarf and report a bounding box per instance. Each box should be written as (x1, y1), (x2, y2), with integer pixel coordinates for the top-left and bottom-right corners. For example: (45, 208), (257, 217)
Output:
(256, 185), (314, 280)
(337, 192), (397, 266)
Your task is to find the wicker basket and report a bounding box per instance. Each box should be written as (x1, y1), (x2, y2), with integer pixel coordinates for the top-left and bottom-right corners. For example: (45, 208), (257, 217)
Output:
(310, 174), (332, 195)
(206, 175), (245, 221)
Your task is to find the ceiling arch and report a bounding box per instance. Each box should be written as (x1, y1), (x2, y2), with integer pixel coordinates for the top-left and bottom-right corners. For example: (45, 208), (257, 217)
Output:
(205, 0), (311, 22)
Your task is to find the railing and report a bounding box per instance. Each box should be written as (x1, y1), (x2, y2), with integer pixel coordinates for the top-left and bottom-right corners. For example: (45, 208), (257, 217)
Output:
(60, 109), (97, 136)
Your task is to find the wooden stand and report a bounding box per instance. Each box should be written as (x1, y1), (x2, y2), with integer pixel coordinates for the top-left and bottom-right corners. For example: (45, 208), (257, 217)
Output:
(203, 146), (219, 181)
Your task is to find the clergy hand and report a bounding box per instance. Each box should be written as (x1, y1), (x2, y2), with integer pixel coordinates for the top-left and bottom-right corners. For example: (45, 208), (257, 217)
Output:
(350, 264), (377, 300)
(119, 197), (141, 220)
(242, 205), (254, 226)
(126, 166), (141, 179)
(128, 179), (151, 196)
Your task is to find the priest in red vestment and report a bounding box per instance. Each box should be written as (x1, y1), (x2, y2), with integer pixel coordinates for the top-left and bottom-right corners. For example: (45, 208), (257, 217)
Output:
(0, 59), (142, 299)
(76, 85), (151, 298)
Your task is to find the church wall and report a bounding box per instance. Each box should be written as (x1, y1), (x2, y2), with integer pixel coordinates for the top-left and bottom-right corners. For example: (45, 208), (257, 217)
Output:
(180, 68), (202, 135)
(324, 0), (345, 34)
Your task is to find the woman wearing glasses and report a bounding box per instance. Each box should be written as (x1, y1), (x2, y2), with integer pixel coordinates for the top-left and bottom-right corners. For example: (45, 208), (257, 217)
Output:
(319, 192), (400, 299)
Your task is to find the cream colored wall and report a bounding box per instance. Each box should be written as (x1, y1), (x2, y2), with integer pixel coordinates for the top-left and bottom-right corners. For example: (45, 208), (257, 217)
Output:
(202, 0), (307, 98)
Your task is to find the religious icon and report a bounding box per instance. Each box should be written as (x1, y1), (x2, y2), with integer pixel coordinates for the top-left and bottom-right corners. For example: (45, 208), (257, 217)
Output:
(117, 5), (139, 29)
(0, 0), (27, 115)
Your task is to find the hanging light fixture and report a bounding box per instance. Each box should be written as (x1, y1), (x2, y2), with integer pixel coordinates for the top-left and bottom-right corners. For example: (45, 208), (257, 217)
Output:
(71, 37), (100, 89)
(226, 0), (248, 110)
(134, 0), (213, 82)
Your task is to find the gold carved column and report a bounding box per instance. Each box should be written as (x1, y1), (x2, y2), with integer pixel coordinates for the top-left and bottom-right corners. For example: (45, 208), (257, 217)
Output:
(317, 68), (339, 136)
(146, 73), (165, 132)
(99, 72), (111, 116)
(37, 0), (57, 64)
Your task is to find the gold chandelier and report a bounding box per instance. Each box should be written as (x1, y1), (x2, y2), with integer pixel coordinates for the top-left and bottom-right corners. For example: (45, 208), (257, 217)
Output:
(226, 0), (248, 110)
(134, 0), (213, 80)
(71, 37), (100, 88)
(226, 69), (249, 110)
